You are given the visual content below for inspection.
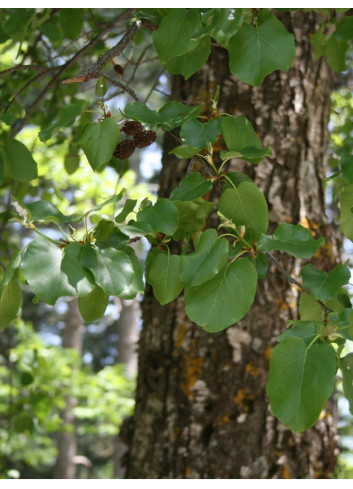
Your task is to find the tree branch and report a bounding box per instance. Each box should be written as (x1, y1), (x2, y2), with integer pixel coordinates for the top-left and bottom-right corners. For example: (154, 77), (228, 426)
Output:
(62, 18), (142, 84)
(10, 9), (135, 138)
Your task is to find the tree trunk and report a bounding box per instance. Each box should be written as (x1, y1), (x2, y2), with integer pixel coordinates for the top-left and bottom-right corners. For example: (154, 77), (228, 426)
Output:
(124, 10), (340, 479)
(54, 298), (83, 479)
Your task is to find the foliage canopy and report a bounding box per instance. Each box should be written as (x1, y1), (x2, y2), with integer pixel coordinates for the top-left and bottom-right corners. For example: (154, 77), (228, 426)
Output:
(1, 7), (353, 439)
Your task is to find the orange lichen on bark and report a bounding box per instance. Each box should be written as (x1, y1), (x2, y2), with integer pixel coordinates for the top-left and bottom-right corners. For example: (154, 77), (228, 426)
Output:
(282, 464), (291, 479)
(174, 322), (187, 349)
(264, 347), (272, 361)
(180, 356), (204, 398)
(233, 388), (254, 412)
(214, 414), (231, 426)
(245, 361), (261, 377)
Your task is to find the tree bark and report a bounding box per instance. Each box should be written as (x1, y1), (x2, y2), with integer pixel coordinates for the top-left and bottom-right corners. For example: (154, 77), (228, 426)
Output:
(125, 10), (340, 479)
(53, 298), (83, 479)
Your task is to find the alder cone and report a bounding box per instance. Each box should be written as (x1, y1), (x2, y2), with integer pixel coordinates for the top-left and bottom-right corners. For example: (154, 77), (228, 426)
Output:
(134, 130), (157, 148)
(113, 139), (136, 160)
(122, 120), (143, 135)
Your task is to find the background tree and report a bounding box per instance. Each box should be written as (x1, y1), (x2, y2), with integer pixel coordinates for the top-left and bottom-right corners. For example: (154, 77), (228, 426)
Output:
(1, 7), (353, 479)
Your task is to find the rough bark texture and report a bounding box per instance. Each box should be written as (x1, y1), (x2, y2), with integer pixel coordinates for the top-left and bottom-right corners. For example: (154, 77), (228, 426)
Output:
(124, 11), (341, 479)
(53, 298), (83, 479)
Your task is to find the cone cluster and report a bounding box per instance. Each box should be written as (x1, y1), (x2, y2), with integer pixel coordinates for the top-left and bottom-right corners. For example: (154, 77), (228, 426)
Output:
(113, 121), (157, 160)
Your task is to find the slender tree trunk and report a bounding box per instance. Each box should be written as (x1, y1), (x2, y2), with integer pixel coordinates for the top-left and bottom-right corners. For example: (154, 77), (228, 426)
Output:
(54, 298), (83, 479)
(124, 11), (340, 478)
(113, 298), (140, 478)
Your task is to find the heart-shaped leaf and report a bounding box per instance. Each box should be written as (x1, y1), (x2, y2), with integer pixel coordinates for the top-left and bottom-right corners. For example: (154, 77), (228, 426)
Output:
(185, 258), (257, 332)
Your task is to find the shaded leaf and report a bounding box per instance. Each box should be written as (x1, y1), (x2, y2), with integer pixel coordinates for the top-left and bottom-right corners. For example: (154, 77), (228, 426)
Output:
(228, 9), (295, 86)
(0, 138), (38, 182)
(259, 223), (325, 259)
(78, 118), (120, 171)
(170, 173), (213, 202)
(80, 245), (135, 297)
(39, 100), (88, 142)
(185, 258), (257, 332)
(180, 228), (229, 286)
(147, 251), (183, 305)
(267, 337), (337, 432)
(301, 263), (351, 301)
(0, 276), (22, 329)
(136, 198), (179, 236)
(78, 286), (109, 322)
(164, 36), (211, 79)
(218, 183), (269, 241)
(153, 9), (201, 62)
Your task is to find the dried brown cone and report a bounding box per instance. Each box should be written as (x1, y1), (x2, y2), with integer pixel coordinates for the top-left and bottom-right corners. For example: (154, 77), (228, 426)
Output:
(113, 139), (137, 160)
(133, 130), (157, 148)
(122, 120), (143, 135)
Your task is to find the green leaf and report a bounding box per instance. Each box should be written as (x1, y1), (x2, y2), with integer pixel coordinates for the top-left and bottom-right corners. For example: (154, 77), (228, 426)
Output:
(266, 337), (337, 432)
(172, 199), (213, 240)
(2, 8), (34, 35)
(124, 101), (202, 130)
(123, 103), (161, 126)
(170, 173), (213, 201)
(340, 353), (353, 415)
(26, 200), (75, 224)
(259, 223), (325, 259)
(0, 276), (22, 329)
(324, 36), (348, 72)
(180, 229), (229, 286)
(221, 115), (270, 163)
(223, 171), (252, 189)
(153, 9), (201, 62)
(198, 8), (244, 47)
(136, 198), (179, 236)
(59, 8), (84, 40)
(78, 286), (109, 322)
(218, 183), (269, 241)
(180, 118), (220, 149)
(0, 138), (38, 182)
(228, 9), (295, 86)
(60, 242), (94, 296)
(39, 100), (88, 142)
(22, 237), (93, 305)
(333, 16), (353, 40)
(164, 36), (211, 79)
(115, 199), (137, 223)
(278, 322), (318, 346)
(299, 293), (324, 322)
(340, 184), (353, 241)
(147, 251), (183, 305)
(158, 101), (202, 130)
(78, 118), (120, 171)
(185, 258), (257, 332)
(252, 252), (268, 279)
(120, 247), (144, 299)
(95, 76), (107, 97)
(80, 245), (135, 297)
(169, 145), (200, 159)
(341, 155), (353, 183)
(301, 263), (351, 301)
(1, 251), (21, 288)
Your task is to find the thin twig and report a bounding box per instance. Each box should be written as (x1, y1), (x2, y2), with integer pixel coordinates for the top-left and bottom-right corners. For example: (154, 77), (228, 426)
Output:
(265, 250), (332, 314)
(102, 73), (142, 102)
(143, 68), (165, 104)
(0, 64), (50, 76)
